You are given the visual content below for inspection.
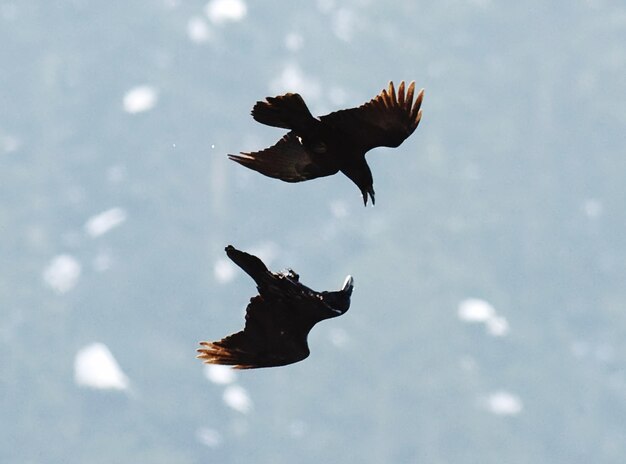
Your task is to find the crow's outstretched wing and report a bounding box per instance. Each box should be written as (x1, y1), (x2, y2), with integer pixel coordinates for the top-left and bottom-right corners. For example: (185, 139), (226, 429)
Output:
(228, 132), (332, 183)
(197, 296), (310, 369)
(321, 81), (424, 152)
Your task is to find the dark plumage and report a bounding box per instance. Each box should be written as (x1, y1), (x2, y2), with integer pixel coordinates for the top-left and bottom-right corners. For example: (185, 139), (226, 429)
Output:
(228, 81), (424, 205)
(197, 245), (354, 369)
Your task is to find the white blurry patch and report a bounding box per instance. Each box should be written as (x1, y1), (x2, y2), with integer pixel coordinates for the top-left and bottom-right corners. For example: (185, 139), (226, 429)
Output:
(317, 0), (335, 14)
(270, 63), (321, 101)
(483, 391), (523, 416)
(205, 0), (247, 24)
(43, 254), (81, 294)
(196, 427), (223, 448)
(74, 343), (129, 390)
(223, 384), (253, 413)
(570, 340), (589, 358)
(458, 298), (510, 337)
(106, 164), (127, 184)
(163, 0), (180, 9)
(331, 8), (356, 42)
(1, 134), (21, 153)
(329, 199), (349, 219)
(85, 208), (127, 238)
(328, 327), (350, 348)
(459, 355), (477, 372)
(485, 315), (510, 337)
(285, 32), (304, 51)
(123, 85), (158, 113)
(458, 298), (495, 322)
(289, 420), (307, 438)
(204, 364), (237, 384)
(582, 198), (603, 218)
(187, 16), (212, 43)
(214, 257), (237, 284)
(93, 249), (113, 272)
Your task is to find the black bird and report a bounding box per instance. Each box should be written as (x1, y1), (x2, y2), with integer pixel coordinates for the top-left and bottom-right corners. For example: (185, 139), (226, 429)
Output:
(228, 81), (424, 206)
(197, 245), (354, 369)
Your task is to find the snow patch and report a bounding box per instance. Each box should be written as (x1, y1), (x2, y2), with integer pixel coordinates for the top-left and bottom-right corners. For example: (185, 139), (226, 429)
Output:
(214, 257), (237, 284)
(187, 16), (212, 43)
(205, 0), (247, 24)
(123, 85), (158, 113)
(74, 343), (129, 390)
(270, 64), (321, 101)
(458, 298), (510, 337)
(483, 391), (523, 416)
(43, 254), (81, 294)
(196, 427), (223, 448)
(223, 384), (252, 413)
(204, 364), (237, 384)
(84, 208), (127, 238)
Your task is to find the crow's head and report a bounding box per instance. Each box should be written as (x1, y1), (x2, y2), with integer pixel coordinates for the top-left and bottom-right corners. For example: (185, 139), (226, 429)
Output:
(320, 275), (354, 316)
(341, 162), (375, 206)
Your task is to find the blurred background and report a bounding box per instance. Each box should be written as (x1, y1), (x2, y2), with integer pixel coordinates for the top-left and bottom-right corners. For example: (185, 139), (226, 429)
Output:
(2, 0), (626, 462)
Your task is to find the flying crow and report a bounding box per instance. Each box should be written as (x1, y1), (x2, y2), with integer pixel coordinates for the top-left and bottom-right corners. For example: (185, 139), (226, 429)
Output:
(197, 245), (354, 369)
(228, 81), (424, 206)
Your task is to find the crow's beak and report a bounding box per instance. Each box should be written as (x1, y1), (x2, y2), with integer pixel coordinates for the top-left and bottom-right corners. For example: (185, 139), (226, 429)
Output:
(342, 275), (354, 294)
(361, 186), (375, 206)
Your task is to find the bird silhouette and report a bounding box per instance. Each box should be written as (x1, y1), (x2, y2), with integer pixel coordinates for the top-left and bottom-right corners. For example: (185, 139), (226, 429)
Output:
(197, 245), (354, 369)
(228, 81), (424, 206)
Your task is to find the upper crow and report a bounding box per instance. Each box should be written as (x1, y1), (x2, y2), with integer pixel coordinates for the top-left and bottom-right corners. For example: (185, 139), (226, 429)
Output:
(197, 245), (354, 369)
(228, 81), (424, 206)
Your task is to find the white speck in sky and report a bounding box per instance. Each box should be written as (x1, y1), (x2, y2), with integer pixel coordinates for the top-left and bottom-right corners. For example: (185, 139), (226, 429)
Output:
(331, 8), (356, 42)
(483, 391), (523, 416)
(204, 364), (237, 384)
(74, 343), (129, 390)
(1, 134), (21, 153)
(485, 315), (510, 337)
(582, 198), (603, 218)
(187, 16), (212, 43)
(458, 298), (510, 337)
(223, 384), (253, 413)
(93, 249), (113, 272)
(458, 298), (495, 322)
(85, 208), (127, 238)
(285, 32), (304, 51)
(214, 257), (237, 284)
(205, 0), (247, 24)
(196, 427), (223, 448)
(330, 199), (349, 218)
(289, 420), (307, 438)
(106, 165), (126, 184)
(270, 63), (321, 101)
(43, 254), (81, 294)
(328, 327), (350, 348)
(316, 0), (335, 14)
(123, 85), (158, 114)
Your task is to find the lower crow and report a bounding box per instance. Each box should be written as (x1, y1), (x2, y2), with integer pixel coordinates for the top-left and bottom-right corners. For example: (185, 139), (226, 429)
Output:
(197, 245), (354, 369)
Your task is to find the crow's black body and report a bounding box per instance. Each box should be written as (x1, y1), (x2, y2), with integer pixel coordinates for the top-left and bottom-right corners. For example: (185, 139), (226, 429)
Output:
(197, 245), (354, 369)
(229, 81), (424, 205)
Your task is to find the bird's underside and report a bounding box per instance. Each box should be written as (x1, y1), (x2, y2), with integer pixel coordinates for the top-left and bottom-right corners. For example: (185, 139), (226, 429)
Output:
(197, 245), (354, 369)
(198, 296), (311, 369)
(228, 81), (424, 205)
